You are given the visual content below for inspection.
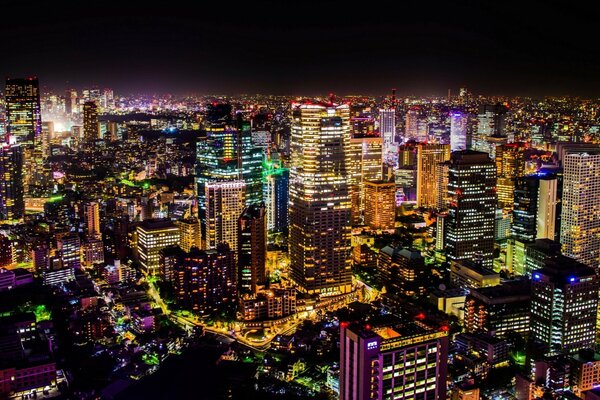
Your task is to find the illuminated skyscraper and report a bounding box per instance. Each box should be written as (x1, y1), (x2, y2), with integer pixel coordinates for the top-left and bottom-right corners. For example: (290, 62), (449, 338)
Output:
(177, 218), (201, 252)
(340, 320), (449, 400)
(65, 89), (78, 115)
(5, 78), (41, 145)
(477, 104), (507, 137)
(83, 101), (100, 142)
(58, 233), (81, 270)
(84, 202), (101, 238)
(136, 219), (180, 275)
(531, 256), (599, 355)
(450, 111), (467, 151)
(196, 104), (263, 244)
(204, 180), (246, 251)
(495, 143), (526, 209)
(446, 151), (497, 267)
(364, 180), (396, 230)
(0, 145), (24, 221)
(262, 160), (289, 233)
(560, 152), (600, 268)
(41, 122), (53, 158)
(289, 101), (352, 295)
(379, 108), (397, 167)
(238, 204), (267, 294)
(348, 134), (383, 219)
(416, 143), (451, 208)
(404, 107), (420, 141)
(5, 78), (43, 194)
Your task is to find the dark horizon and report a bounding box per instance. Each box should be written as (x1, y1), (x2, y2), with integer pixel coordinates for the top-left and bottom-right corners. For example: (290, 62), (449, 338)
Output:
(2, 1), (599, 98)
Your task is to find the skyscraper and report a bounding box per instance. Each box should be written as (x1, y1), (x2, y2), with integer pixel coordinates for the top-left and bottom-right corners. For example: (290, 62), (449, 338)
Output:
(238, 204), (267, 294)
(363, 180), (396, 230)
(560, 152), (600, 268)
(416, 143), (451, 208)
(58, 233), (81, 270)
(340, 320), (449, 400)
(347, 134), (383, 221)
(83, 101), (100, 142)
(477, 104), (507, 137)
(495, 143), (526, 210)
(262, 160), (289, 233)
(5, 78), (43, 195)
(446, 151), (497, 267)
(404, 107), (420, 141)
(531, 256), (599, 355)
(0, 145), (24, 221)
(450, 111), (467, 151)
(196, 104), (263, 244)
(84, 202), (101, 238)
(204, 180), (246, 251)
(379, 108), (397, 168)
(289, 101), (352, 295)
(4, 78), (41, 145)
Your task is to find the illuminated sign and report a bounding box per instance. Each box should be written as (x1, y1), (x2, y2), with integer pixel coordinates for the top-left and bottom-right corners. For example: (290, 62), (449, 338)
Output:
(367, 341), (378, 350)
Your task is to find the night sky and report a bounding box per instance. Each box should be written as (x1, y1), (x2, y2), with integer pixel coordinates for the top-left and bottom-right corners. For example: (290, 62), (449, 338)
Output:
(2, 1), (598, 96)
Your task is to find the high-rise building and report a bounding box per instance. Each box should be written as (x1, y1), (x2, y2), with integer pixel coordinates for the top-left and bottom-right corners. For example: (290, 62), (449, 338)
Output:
(82, 238), (104, 267)
(416, 144), (451, 208)
(0, 145), (24, 221)
(477, 104), (507, 137)
(378, 246), (427, 296)
(379, 108), (397, 167)
(84, 202), (101, 238)
(531, 256), (599, 355)
(5, 78), (41, 145)
(177, 218), (201, 252)
(446, 151), (497, 267)
(65, 89), (78, 115)
(560, 152), (600, 268)
(289, 101), (352, 295)
(464, 280), (531, 337)
(41, 122), (53, 158)
(83, 101), (100, 142)
(238, 204), (267, 294)
(450, 111), (467, 151)
(196, 104), (263, 244)
(262, 159), (289, 233)
(204, 180), (246, 251)
(348, 135), (383, 218)
(364, 180), (396, 230)
(58, 234), (81, 270)
(136, 219), (180, 275)
(404, 107), (420, 141)
(172, 244), (237, 315)
(495, 143), (526, 209)
(340, 320), (449, 400)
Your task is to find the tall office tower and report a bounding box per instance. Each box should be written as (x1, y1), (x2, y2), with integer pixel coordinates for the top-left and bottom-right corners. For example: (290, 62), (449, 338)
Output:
(340, 320), (449, 400)
(348, 134), (383, 218)
(511, 176), (539, 243)
(204, 181), (246, 251)
(58, 234), (81, 270)
(495, 143), (526, 209)
(136, 219), (180, 275)
(378, 246), (427, 296)
(83, 101), (100, 142)
(537, 176), (558, 240)
(416, 143), (451, 208)
(177, 217), (201, 252)
(262, 161), (289, 232)
(436, 162), (450, 209)
(173, 244), (237, 316)
(464, 280), (531, 337)
(65, 89), (78, 115)
(84, 202), (101, 238)
(289, 101), (352, 295)
(5, 78), (41, 145)
(196, 104), (263, 243)
(477, 104), (507, 137)
(531, 256), (599, 355)
(379, 108), (397, 167)
(41, 122), (53, 158)
(560, 152), (600, 268)
(446, 151), (497, 267)
(0, 145), (24, 221)
(363, 180), (396, 230)
(450, 111), (467, 151)
(102, 88), (114, 110)
(238, 204), (267, 294)
(404, 106), (420, 141)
